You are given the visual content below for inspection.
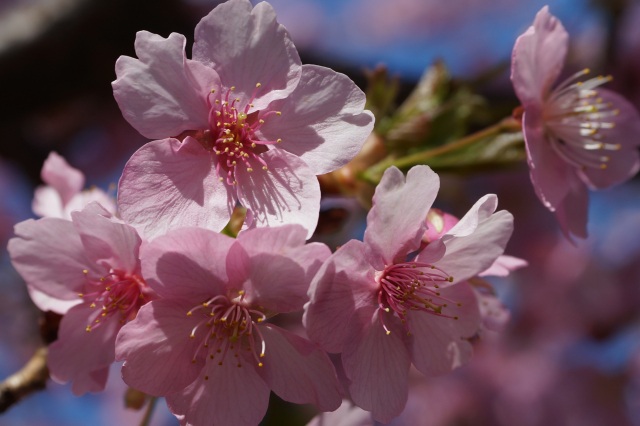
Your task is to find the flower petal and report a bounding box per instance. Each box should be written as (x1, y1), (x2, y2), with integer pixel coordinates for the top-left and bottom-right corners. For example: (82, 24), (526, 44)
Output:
(304, 239), (376, 353)
(579, 89), (640, 189)
(554, 172), (589, 241)
(307, 399), (373, 426)
(48, 303), (120, 394)
(39, 152), (84, 205)
(8, 218), (100, 313)
(113, 31), (219, 139)
(116, 299), (205, 396)
(510, 6), (568, 106)
(342, 307), (410, 424)
(408, 283), (480, 377)
(428, 200), (514, 284)
(479, 254), (528, 277)
(257, 324), (342, 411)
(71, 208), (141, 274)
(258, 64), (374, 175)
(140, 227), (233, 300)
(364, 166), (439, 268)
(118, 137), (233, 240)
(235, 149), (320, 238)
(193, 0), (301, 111)
(166, 355), (270, 426)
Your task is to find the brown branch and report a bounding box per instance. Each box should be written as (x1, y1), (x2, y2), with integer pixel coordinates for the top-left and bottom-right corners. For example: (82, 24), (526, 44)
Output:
(0, 347), (49, 413)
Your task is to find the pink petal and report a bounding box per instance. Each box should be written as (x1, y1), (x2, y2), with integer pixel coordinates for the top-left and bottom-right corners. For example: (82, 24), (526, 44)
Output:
(258, 64), (374, 175)
(192, 0), (301, 112)
(429, 201), (514, 284)
(113, 31), (219, 139)
(40, 152), (84, 205)
(479, 254), (529, 277)
(32, 186), (65, 218)
(116, 299), (205, 396)
(118, 137), (233, 240)
(510, 6), (568, 106)
(235, 223), (307, 255)
(226, 240), (308, 312)
(140, 227), (233, 300)
(71, 208), (141, 275)
(70, 368), (109, 396)
(27, 287), (80, 313)
(407, 283), (480, 377)
(166, 354), (270, 426)
(554, 172), (589, 240)
(307, 399), (373, 426)
(342, 307), (410, 424)
(257, 324), (341, 411)
(235, 149), (320, 238)
(579, 89), (640, 189)
(304, 239), (376, 353)
(48, 303), (120, 394)
(8, 218), (101, 313)
(364, 166), (439, 269)
(523, 109), (572, 210)
(63, 189), (117, 219)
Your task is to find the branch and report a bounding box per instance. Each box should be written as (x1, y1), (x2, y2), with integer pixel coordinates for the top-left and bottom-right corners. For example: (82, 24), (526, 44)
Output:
(0, 347), (49, 413)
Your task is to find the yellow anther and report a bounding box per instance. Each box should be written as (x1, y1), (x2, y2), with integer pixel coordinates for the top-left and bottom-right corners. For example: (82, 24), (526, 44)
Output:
(276, 111), (281, 116)
(256, 82), (262, 88)
(86, 326), (92, 332)
(247, 168), (253, 172)
(259, 119), (265, 124)
(230, 86), (235, 91)
(82, 269), (88, 274)
(262, 166), (268, 171)
(187, 311), (193, 316)
(90, 303), (96, 308)
(276, 138), (282, 143)
(258, 362), (263, 367)
(78, 293), (84, 298)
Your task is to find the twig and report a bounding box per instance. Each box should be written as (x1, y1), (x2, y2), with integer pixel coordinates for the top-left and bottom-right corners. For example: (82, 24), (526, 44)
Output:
(0, 347), (49, 413)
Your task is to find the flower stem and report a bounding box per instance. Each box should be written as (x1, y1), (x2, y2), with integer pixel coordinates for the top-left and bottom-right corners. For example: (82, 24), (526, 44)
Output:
(139, 396), (158, 426)
(363, 116), (521, 182)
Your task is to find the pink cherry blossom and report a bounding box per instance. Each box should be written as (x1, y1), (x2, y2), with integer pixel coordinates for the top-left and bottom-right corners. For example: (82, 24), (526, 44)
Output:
(304, 165), (514, 422)
(113, 0), (374, 239)
(7, 204), (152, 395)
(32, 152), (116, 219)
(511, 6), (640, 240)
(115, 224), (341, 426)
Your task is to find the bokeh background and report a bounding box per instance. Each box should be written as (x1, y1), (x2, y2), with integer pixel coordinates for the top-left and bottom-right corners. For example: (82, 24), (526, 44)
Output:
(1, 0), (640, 424)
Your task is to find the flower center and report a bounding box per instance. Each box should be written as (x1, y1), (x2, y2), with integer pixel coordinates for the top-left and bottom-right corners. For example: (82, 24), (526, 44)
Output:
(543, 68), (621, 170)
(376, 262), (457, 335)
(199, 83), (282, 186)
(186, 291), (266, 377)
(78, 269), (148, 332)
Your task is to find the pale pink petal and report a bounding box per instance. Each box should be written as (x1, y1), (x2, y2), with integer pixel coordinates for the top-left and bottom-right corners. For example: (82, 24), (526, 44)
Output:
(48, 303), (120, 394)
(193, 0), (301, 112)
(63, 189), (117, 219)
(167, 355), (270, 426)
(442, 194), (498, 238)
(307, 400), (374, 426)
(364, 166), (439, 269)
(342, 307), (410, 424)
(235, 223), (307, 255)
(429, 209), (514, 284)
(579, 89), (640, 189)
(511, 6), (568, 106)
(304, 240), (376, 353)
(71, 208), (141, 274)
(523, 109), (572, 210)
(479, 255), (528, 277)
(32, 186), (64, 218)
(140, 227), (233, 300)
(258, 64), (374, 175)
(117, 299), (205, 396)
(226, 241), (308, 312)
(235, 149), (320, 238)
(40, 152), (84, 205)
(408, 283), (480, 377)
(118, 137), (233, 240)
(27, 287), (80, 313)
(8, 218), (102, 313)
(554, 172), (589, 240)
(113, 31), (219, 139)
(257, 324), (341, 411)
(289, 242), (331, 284)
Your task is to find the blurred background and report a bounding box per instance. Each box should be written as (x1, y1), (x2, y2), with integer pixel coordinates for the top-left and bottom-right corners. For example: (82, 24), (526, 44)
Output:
(1, 0), (640, 424)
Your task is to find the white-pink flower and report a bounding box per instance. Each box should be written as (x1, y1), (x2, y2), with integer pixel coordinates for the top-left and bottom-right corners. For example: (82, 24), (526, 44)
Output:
(32, 152), (115, 220)
(511, 6), (640, 240)
(8, 204), (152, 394)
(304, 165), (514, 422)
(113, 0), (374, 239)
(115, 225), (341, 425)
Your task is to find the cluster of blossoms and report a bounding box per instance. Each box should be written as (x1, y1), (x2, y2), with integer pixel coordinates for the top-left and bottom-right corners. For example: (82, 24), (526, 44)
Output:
(5, 1), (640, 426)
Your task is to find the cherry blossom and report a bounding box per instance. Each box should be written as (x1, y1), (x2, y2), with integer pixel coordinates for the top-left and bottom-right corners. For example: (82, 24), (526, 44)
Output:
(115, 225), (341, 426)
(8, 204), (152, 394)
(113, 0), (374, 239)
(304, 165), (514, 422)
(511, 6), (640, 240)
